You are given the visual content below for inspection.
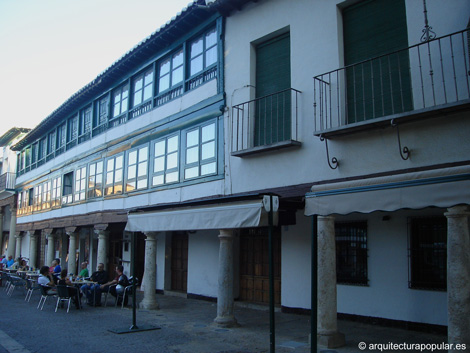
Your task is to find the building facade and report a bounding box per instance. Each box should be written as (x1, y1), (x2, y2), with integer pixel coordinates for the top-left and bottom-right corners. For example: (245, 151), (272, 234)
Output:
(11, 0), (470, 350)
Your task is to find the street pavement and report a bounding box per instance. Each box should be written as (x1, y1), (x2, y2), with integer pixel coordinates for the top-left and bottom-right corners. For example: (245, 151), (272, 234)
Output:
(0, 284), (448, 353)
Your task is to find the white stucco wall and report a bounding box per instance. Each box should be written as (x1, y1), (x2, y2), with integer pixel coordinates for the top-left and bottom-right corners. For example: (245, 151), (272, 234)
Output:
(281, 209), (447, 325)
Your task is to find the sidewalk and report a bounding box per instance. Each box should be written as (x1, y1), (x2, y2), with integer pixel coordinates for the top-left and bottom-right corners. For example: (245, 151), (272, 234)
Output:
(0, 287), (448, 353)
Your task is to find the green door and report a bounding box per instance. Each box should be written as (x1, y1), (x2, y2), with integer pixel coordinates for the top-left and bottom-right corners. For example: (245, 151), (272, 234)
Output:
(255, 33), (291, 146)
(343, 0), (412, 123)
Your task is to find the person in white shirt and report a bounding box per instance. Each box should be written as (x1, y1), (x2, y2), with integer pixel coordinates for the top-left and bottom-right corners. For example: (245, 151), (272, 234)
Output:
(38, 266), (56, 289)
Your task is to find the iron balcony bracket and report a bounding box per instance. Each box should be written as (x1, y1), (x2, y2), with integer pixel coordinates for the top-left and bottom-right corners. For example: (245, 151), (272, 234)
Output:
(391, 119), (410, 161)
(320, 135), (339, 169)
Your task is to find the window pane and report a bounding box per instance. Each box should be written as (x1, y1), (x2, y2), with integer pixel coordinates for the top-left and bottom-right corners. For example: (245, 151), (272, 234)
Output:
(121, 97), (128, 112)
(138, 162), (147, 177)
(115, 169), (123, 182)
(116, 156), (123, 169)
(154, 156), (165, 173)
(97, 161), (103, 173)
(153, 175), (164, 186)
(202, 124), (215, 142)
(122, 86), (129, 99)
(129, 151), (137, 165)
(159, 74), (170, 93)
(191, 37), (203, 57)
(106, 172), (113, 184)
(167, 136), (178, 152)
(173, 49), (183, 67)
(186, 130), (199, 147)
(154, 141), (165, 156)
(190, 56), (203, 76)
(186, 146), (199, 164)
(137, 179), (148, 189)
(139, 147), (148, 161)
(160, 58), (170, 75)
(134, 76), (143, 91)
(202, 141), (215, 160)
(206, 28), (217, 48)
(143, 85), (152, 101)
(134, 92), (142, 106)
(144, 71), (153, 85)
(113, 104), (120, 117)
(107, 159), (114, 170)
(172, 66), (183, 85)
(90, 164), (96, 175)
(128, 165), (136, 179)
(166, 171), (178, 183)
(206, 46), (217, 67)
(167, 152), (178, 169)
(185, 166), (199, 179)
(201, 162), (216, 176)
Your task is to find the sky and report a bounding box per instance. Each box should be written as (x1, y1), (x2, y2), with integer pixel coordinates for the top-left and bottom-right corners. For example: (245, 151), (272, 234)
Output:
(0, 0), (194, 137)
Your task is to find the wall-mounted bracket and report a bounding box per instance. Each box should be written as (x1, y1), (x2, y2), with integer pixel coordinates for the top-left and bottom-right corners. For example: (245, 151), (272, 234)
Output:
(319, 135), (339, 169)
(391, 119), (410, 160)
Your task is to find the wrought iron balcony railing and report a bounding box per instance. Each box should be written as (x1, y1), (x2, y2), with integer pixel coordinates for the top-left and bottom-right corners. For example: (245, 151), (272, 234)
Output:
(0, 172), (16, 192)
(314, 29), (470, 134)
(231, 88), (301, 155)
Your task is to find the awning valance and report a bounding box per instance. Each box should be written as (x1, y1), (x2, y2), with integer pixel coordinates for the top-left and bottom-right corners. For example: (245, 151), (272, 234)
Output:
(305, 166), (470, 216)
(125, 197), (278, 232)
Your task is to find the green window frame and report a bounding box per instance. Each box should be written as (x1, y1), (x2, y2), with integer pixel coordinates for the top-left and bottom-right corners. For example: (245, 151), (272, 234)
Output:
(189, 27), (217, 77)
(62, 171), (74, 204)
(79, 106), (92, 137)
(152, 134), (179, 187)
(158, 49), (184, 94)
(105, 154), (124, 196)
(88, 160), (103, 199)
(51, 176), (62, 207)
(126, 145), (149, 192)
(132, 68), (154, 107)
(183, 120), (217, 180)
(74, 166), (87, 202)
(112, 85), (129, 118)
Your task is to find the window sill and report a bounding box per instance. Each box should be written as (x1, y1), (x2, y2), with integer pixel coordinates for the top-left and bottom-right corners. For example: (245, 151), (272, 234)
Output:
(231, 140), (301, 157)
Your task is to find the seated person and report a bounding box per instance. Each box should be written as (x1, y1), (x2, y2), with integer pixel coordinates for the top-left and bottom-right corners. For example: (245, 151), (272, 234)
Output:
(1, 255), (7, 265)
(77, 262), (89, 279)
(8, 257), (21, 269)
(6, 255), (14, 268)
(38, 266), (56, 292)
(49, 259), (61, 275)
(80, 263), (108, 306)
(108, 265), (129, 306)
(18, 259), (29, 271)
(57, 269), (81, 309)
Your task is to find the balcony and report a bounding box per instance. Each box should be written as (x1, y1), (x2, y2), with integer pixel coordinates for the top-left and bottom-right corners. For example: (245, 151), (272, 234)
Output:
(231, 88), (301, 157)
(314, 29), (470, 138)
(0, 172), (16, 199)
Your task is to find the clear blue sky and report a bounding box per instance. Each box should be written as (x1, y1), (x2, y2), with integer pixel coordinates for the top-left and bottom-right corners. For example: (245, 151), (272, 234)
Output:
(0, 0), (193, 137)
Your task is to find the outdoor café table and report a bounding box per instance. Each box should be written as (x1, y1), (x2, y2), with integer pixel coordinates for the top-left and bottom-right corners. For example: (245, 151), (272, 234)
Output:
(25, 272), (41, 279)
(3, 268), (17, 273)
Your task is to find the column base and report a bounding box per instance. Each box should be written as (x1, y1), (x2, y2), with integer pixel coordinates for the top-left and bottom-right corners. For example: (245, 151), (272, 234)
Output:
(213, 315), (239, 328)
(310, 331), (345, 349)
(139, 299), (160, 310)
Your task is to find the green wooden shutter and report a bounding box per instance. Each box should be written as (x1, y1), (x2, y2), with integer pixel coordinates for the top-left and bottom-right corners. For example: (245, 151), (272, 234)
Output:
(343, 0), (412, 123)
(255, 33), (291, 146)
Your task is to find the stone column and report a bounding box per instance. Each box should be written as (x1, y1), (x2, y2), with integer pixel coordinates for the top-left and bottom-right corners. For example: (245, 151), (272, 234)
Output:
(317, 216), (345, 348)
(0, 207), (4, 254)
(7, 208), (17, 259)
(15, 233), (22, 259)
(214, 229), (238, 327)
(140, 232), (159, 310)
(445, 206), (470, 352)
(67, 230), (78, 275)
(96, 229), (109, 267)
(45, 230), (55, 266)
(29, 233), (38, 269)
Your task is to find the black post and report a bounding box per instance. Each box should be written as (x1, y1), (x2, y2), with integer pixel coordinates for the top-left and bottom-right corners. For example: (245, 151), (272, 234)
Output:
(268, 195), (275, 353)
(311, 215), (318, 353)
(130, 232), (138, 330)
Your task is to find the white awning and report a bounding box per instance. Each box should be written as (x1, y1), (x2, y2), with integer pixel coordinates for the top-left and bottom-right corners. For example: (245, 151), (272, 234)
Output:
(125, 198), (278, 232)
(305, 166), (470, 216)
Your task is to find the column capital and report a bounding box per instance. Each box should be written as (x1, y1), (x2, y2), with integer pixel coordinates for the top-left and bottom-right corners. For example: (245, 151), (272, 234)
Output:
(43, 228), (55, 236)
(445, 205), (470, 218)
(218, 229), (234, 239)
(94, 223), (108, 231)
(65, 226), (78, 235)
(144, 231), (159, 239)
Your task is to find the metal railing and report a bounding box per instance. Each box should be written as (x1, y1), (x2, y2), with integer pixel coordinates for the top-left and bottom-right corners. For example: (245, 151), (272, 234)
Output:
(314, 29), (470, 132)
(231, 88), (301, 153)
(0, 172), (16, 191)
